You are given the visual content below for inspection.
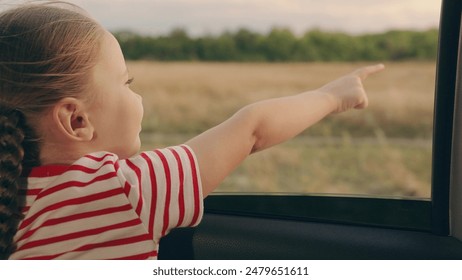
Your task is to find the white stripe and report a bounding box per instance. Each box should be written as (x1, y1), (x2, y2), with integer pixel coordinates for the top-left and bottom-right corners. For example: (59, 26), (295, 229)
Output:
(16, 199), (134, 248)
(56, 239), (155, 260)
(16, 176), (122, 237)
(13, 222), (150, 260)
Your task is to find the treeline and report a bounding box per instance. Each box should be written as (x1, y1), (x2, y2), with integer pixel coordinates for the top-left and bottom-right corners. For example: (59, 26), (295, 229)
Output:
(114, 27), (438, 62)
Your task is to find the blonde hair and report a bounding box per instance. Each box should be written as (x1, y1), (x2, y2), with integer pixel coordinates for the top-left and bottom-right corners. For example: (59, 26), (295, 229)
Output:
(0, 1), (104, 259)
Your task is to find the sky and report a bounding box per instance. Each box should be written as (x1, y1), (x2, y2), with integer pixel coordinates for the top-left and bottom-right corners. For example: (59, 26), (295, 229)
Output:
(2, 0), (442, 36)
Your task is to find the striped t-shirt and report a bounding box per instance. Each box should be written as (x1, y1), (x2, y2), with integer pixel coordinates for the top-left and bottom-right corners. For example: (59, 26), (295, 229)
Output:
(9, 145), (203, 260)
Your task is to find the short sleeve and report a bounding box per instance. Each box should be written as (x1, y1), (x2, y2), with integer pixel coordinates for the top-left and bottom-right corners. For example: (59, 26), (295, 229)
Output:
(116, 145), (203, 241)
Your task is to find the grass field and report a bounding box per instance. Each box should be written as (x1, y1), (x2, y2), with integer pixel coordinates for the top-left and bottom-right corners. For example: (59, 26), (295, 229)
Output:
(129, 61), (435, 198)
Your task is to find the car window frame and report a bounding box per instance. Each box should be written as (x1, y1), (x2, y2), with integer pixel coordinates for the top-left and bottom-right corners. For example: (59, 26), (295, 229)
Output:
(205, 0), (459, 236)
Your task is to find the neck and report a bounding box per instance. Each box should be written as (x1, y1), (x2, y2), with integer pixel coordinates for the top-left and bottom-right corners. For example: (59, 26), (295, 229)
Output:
(39, 141), (86, 165)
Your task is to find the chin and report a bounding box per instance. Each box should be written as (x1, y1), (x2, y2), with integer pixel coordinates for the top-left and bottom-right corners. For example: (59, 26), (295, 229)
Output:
(115, 146), (141, 160)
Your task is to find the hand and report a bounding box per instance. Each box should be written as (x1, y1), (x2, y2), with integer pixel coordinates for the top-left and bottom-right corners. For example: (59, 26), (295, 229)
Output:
(319, 64), (385, 113)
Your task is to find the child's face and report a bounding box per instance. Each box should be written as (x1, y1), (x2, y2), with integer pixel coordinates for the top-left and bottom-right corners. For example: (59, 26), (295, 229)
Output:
(88, 31), (144, 158)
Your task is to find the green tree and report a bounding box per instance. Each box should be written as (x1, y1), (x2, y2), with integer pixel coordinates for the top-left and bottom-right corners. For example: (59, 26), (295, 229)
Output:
(262, 27), (297, 61)
(196, 32), (238, 61)
(233, 28), (265, 61)
(114, 28), (438, 62)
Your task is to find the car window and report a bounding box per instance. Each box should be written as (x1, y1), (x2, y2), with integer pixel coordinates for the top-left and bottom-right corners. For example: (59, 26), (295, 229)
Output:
(59, 0), (441, 199)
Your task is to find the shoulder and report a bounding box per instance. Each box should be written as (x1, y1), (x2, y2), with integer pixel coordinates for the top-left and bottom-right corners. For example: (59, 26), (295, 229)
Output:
(117, 145), (199, 173)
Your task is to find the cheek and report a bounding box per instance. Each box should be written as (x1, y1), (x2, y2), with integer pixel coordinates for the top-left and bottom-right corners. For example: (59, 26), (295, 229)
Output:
(125, 94), (144, 128)
(134, 94), (144, 122)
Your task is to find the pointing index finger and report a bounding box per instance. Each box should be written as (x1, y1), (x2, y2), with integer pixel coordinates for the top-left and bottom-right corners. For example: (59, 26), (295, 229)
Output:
(355, 63), (385, 80)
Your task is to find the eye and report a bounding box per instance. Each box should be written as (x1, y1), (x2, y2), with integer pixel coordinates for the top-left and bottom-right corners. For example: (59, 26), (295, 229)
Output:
(126, 77), (134, 86)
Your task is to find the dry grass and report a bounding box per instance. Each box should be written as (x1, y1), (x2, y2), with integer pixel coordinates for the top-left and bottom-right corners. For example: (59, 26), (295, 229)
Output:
(131, 61), (435, 198)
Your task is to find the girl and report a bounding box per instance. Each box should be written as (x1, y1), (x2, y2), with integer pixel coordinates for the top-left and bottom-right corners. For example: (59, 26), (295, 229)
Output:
(0, 1), (384, 259)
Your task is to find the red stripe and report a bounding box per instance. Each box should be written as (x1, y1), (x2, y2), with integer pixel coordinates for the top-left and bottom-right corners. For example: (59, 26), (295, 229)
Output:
(181, 145), (201, 226)
(36, 171), (118, 199)
(65, 160), (115, 174)
(23, 154), (114, 178)
(19, 188), (124, 230)
(123, 181), (132, 196)
(125, 159), (143, 215)
(141, 153), (157, 240)
(26, 165), (70, 178)
(113, 161), (121, 173)
(109, 251), (157, 260)
(155, 150), (171, 237)
(84, 153), (113, 162)
(73, 233), (151, 254)
(18, 204), (133, 242)
(18, 219), (142, 251)
(19, 188), (41, 196)
(21, 161), (115, 196)
(21, 234), (152, 260)
(21, 254), (62, 260)
(169, 148), (185, 227)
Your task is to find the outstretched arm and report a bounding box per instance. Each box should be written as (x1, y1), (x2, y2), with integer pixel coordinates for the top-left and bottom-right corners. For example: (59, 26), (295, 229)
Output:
(185, 64), (385, 196)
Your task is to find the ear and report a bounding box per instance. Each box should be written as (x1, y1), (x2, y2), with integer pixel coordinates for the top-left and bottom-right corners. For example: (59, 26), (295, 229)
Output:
(52, 97), (94, 141)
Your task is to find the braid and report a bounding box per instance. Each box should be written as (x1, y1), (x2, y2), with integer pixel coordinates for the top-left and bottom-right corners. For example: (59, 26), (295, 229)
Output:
(0, 106), (27, 259)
